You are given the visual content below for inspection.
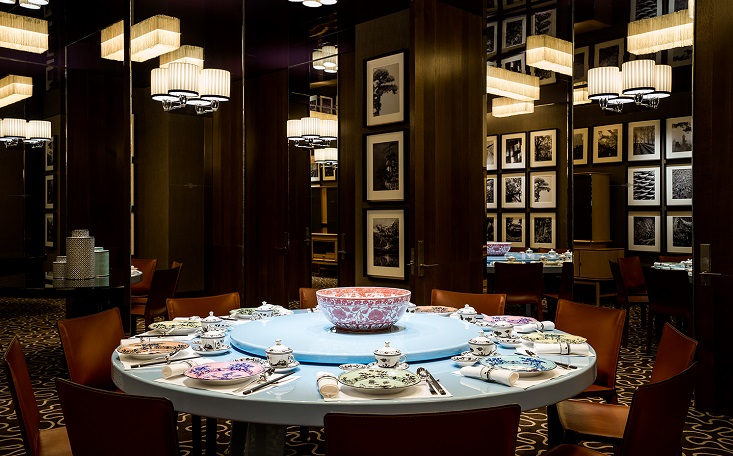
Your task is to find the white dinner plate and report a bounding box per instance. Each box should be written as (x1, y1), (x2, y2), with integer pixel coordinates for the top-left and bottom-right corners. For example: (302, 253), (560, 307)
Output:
(337, 368), (420, 395)
(117, 341), (190, 360)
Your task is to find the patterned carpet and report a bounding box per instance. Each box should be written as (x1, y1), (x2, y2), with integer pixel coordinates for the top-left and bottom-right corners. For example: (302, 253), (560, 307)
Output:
(0, 297), (732, 455)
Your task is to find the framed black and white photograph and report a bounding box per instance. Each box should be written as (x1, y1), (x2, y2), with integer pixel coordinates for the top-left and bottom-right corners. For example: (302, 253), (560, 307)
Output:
(486, 176), (498, 210)
(628, 166), (661, 206)
(502, 173), (526, 209)
(44, 136), (55, 171)
(594, 38), (625, 69)
(365, 209), (405, 280)
(502, 16), (527, 52)
(573, 128), (588, 165)
(366, 51), (405, 127)
(530, 212), (555, 249)
(631, 0), (662, 21)
(502, 213), (526, 247)
(666, 116), (692, 159)
(574, 46), (589, 85)
(322, 165), (337, 182)
(487, 0), (499, 15)
(534, 67), (556, 85)
(628, 212), (660, 252)
(502, 132), (526, 169)
(669, 0), (689, 12)
(628, 119), (661, 161)
(486, 213), (498, 243)
(486, 22), (498, 59)
(44, 175), (54, 209)
(310, 162), (321, 182)
(501, 53), (525, 74)
(593, 124), (623, 163)
(668, 46), (692, 67)
(530, 171), (556, 208)
(529, 129), (556, 167)
(531, 9), (556, 36)
(503, 0), (528, 10)
(45, 213), (55, 248)
(667, 211), (692, 254)
(366, 131), (404, 201)
(486, 135), (498, 171)
(666, 164), (692, 205)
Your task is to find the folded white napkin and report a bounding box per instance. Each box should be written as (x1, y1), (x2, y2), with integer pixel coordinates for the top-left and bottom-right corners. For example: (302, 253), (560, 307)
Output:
(530, 342), (591, 356)
(162, 358), (212, 378)
(516, 321), (555, 333)
(316, 371), (339, 398)
(459, 365), (518, 387)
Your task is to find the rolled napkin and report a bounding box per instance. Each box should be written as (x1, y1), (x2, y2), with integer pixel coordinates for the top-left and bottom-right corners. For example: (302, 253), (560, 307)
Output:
(459, 365), (518, 387)
(316, 371), (339, 398)
(162, 358), (211, 378)
(531, 342), (591, 356)
(515, 321), (556, 333)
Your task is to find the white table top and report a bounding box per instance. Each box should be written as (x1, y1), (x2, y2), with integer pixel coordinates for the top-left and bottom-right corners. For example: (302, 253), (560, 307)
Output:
(112, 312), (596, 428)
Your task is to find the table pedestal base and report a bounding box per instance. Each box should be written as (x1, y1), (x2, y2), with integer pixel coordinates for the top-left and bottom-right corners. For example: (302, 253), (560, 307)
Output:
(229, 422), (286, 456)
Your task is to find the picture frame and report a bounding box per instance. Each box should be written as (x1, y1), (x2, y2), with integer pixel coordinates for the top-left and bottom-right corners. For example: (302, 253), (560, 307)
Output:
(594, 38), (625, 69)
(628, 211), (661, 252)
(574, 46), (589, 85)
(628, 166), (661, 206)
(666, 211), (693, 254)
(44, 136), (55, 171)
(486, 135), (498, 171)
(502, 15), (527, 52)
(530, 212), (556, 249)
(487, 0), (499, 15)
(366, 51), (405, 127)
(322, 165), (337, 182)
(593, 124), (623, 163)
(310, 162), (321, 182)
(486, 213), (498, 243)
(573, 128), (588, 165)
(530, 171), (556, 208)
(486, 175), (498, 210)
(44, 175), (54, 209)
(502, 213), (526, 247)
(320, 96), (334, 115)
(534, 67), (556, 85)
(631, 0), (662, 21)
(503, 0), (527, 10)
(366, 131), (404, 201)
(365, 209), (405, 280)
(668, 0), (689, 13)
(502, 132), (526, 169)
(502, 173), (526, 209)
(531, 9), (556, 36)
(628, 119), (661, 161)
(501, 53), (525, 74)
(45, 212), (55, 248)
(529, 129), (556, 168)
(666, 116), (692, 159)
(668, 46), (692, 67)
(486, 21), (498, 59)
(666, 164), (693, 205)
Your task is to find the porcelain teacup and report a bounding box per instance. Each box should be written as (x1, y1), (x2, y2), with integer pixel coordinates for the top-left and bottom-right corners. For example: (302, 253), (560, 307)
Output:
(265, 339), (295, 367)
(490, 320), (514, 339)
(254, 302), (275, 319)
(373, 341), (407, 368)
(201, 311), (225, 331)
(405, 302), (417, 313)
(199, 330), (226, 350)
(456, 304), (478, 323)
(468, 332), (496, 356)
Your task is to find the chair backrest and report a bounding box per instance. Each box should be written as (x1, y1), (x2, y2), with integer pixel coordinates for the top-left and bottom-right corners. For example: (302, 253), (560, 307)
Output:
(324, 404), (521, 456)
(494, 262), (544, 302)
(166, 292), (240, 319)
(57, 307), (125, 391)
(617, 256), (647, 295)
(430, 289), (506, 315)
(299, 287), (319, 309)
(651, 323), (698, 383)
(620, 363), (698, 456)
(55, 378), (179, 456)
(144, 264), (183, 322)
(555, 299), (626, 391)
(644, 267), (692, 313)
(130, 258), (157, 296)
(608, 260), (629, 307)
(3, 337), (43, 455)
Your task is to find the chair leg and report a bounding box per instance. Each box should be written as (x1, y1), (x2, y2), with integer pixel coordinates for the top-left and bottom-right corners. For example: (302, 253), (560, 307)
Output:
(646, 313), (654, 355)
(192, 414), (203, 455)
(299, 425), (310, 441)
(205, 417), (217, 454)
(546, 404), (564, 449)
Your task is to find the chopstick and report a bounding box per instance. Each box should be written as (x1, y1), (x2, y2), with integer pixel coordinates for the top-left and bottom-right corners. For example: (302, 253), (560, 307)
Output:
(130, 355), (199, 368)
(241, 371), (296, 395)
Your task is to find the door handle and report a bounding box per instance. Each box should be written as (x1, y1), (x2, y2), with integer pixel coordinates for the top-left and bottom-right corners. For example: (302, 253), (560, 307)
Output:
(304, 227), (311, 247)
(417, 240), (439, 277)
(338, 233), (347, 260)
(699, 244), (719, 286)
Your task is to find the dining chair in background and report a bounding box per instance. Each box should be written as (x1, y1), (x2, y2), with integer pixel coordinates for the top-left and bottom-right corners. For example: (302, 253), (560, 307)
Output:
(643, 267), (693, 355)
(608, 260), (647, 347)
(547, 323), (698, 451)
(323, 404), (521, 456)
(129, 263), (182, 331)
(299, 287), (319, 309)
(493, 262), (545, 319)
(55, 378), (180, 456)
(166, 292), (241, 319)
(3, 337), (72, 456)
(430, 289), (506, 315)
(616, 256), (648, 298)
(57, 307), (125, 391)
(130, 257), (157, 303)
(541, 261), (574, 319)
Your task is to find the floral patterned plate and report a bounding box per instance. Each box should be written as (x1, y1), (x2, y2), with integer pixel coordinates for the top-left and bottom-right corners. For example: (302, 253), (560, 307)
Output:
(117, 341), (190, 360)
(482, 315), (538, 326)
(522, 332), (587, 345)
(479, 354), (556, 377)
(148, 320), (201, 335)
(414, 306), (457, 316)
(337, 368), (421, 394)
(184, 360), (267, 386)
(229, 306), (293, 320)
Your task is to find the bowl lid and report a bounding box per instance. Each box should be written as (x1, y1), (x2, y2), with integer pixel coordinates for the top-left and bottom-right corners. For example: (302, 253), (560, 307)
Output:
(373, 341), (401, 356)
(456, 304), (477, 315)
(266, 339), (292, 354)
(257, 301), (276, 311)
(200, 330), (226, 338)
(469, 332), (494, 345)
(202, 311), (222, 323)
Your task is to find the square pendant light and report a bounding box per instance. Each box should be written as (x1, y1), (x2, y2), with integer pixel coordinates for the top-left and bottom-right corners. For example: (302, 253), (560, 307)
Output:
(0, 11), (49, 53)
(0, 75), (33, 109)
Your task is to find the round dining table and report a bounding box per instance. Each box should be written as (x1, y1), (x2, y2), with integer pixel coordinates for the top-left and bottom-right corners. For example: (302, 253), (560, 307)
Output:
(112, 311), (596, 456)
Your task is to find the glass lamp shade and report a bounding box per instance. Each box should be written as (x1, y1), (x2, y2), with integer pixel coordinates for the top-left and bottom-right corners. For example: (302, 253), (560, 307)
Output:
(627, 10), (693, 55)
(645, 64), (672, 98)
(160, 45), (204, 69)
(29, 0), (50, 4)
(622, 60), (656, 95)
(300, 117), (321, 139)
(573, 87), (591, 105)
(151, 68), (177, 101)
(0, 75), (33, 109)
(303, 0), (322, 6)
(130, 15), (181, 62)
(312, 49), (326, 70)
(168, 62), (199, 97)
(491, 97), (534, 117)
(26, 120), (51, 140)
(0, 0), (16, 4)
(199, 69), (230, 101)
(1, 118), (27, 139)
(525, 35), (573, 76)
(315, 147), (338, 163)
(587, 67), (621, 100)
(19, 0), (41, 10)
(287, 120), (303, 140)
(322, 45), (338, 68)
(321, 0), (338, 4)
(0, 11), (49, 53)
(320, 119), (338, 140)
(101, 20), (124, 61)
(486, 66), (540, 101)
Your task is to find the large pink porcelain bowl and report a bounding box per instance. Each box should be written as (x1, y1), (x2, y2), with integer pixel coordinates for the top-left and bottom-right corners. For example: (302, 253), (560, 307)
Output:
(316, 287), (412, 332)
(486, 242), (512, 256)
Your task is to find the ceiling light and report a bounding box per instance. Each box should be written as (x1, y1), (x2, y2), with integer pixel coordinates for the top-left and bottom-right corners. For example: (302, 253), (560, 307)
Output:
(573, 87), (591, 105)
(0, 75), (33, 109)
(627, 10), (693, 55)
(491, 97), (534, 117)
(486, 66), (540, 101)
(151, 62), (230, 115)
(314, 147), (338, 166)
(622, 60), (656, 96)
(130, 15), (180, 62)
(101, 20), (124, 61)
(0, 11), (49, 53)
(0, 118), (50, 147)
(19, 0), (40, 9)
(160, 45), (204, 69)
(287, 117), (338, 148)
(526, 35), (573, 76)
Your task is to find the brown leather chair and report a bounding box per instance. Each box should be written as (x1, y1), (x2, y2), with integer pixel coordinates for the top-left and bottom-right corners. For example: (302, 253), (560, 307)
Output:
(643, 267), (693, 355)
(130, 263), (182, 331)
(493, 262), (545, 319)
(548, 323), (698, 451)
(617, 256), (648, 297)
(430, 289), (506, 315)
(542, 261), (574, 319)
(130, 258), (157, 303)
(57, 307), (125, 391)
(299, 287), (319, 309)
(324, 404), (521, 456)
(56, 378), (179, 456)
(609, 260), (648, 347)
(166, 292), (240, 319)
(3, 337), (73, 456)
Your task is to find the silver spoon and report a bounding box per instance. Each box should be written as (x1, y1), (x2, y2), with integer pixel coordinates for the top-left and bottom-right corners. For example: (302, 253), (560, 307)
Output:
(417, 368), (438, 395)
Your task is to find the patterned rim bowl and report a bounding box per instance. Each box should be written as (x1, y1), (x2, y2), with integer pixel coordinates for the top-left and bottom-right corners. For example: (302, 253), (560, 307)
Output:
(486, 242), (512, 256)
(316, 287), (411, 332)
